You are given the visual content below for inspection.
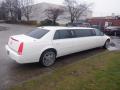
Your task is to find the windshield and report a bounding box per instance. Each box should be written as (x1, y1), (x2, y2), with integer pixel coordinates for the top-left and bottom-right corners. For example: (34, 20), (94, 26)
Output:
(26, 28), (49, 39)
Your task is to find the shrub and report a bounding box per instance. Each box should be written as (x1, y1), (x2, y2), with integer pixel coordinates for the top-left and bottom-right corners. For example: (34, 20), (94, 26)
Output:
(38, 19), (59, 26)
(5, 20), (37, 25)
(20, 20), (37, 25)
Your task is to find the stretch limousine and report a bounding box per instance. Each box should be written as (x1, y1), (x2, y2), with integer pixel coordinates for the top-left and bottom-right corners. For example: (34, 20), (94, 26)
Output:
(5, 26), (110, 66)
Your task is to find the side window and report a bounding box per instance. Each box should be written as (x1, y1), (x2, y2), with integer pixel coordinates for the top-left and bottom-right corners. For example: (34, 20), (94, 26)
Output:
(74, 29), (95, 37)
(59, 30), (71, 39)
(54, 30), (72, 39)
(95, 29), (104, 36)
(54, 31), (60, 39)
(91, 29), (96, 36)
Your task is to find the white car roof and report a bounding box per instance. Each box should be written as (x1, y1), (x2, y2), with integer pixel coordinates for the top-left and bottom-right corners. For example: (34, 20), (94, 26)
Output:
(37, 26), (94, 31)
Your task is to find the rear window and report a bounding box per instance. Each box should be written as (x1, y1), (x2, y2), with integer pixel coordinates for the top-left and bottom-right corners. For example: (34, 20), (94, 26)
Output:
(26, 28), (49, 39)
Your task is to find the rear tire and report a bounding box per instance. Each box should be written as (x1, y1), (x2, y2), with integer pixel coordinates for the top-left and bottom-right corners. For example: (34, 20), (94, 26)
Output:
(40, 50), (56, 67)
(103, 39), (110, 49)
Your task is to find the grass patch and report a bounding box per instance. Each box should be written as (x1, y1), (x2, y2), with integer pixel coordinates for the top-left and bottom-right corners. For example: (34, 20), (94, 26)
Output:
(10, 51), (120, 90)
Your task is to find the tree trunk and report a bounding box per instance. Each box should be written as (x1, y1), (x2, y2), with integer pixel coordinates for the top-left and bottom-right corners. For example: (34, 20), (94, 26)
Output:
(17, 9), (22, 21)
(53, 19), (56, 25)
(71, 17), (74, 24)
(26, 15), (30, 21)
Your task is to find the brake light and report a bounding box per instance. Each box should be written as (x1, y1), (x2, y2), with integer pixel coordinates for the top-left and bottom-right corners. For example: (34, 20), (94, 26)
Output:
(18, 42), (24, 55)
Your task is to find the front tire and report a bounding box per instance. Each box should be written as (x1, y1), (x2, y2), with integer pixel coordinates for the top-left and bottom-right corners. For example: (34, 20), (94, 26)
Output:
(40, 50), (56, 67)
(104, 39), (110, 49)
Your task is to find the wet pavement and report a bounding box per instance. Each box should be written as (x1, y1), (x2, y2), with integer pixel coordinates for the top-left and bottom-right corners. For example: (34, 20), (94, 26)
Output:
(0, 24), (35, 90)
(0, 23), (119, 90)
(108, 36), (120, 51)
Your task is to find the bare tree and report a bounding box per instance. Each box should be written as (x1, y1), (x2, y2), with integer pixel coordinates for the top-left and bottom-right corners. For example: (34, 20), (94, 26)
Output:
(0, 1), (8, 20)
(0, 0), (33, 21)
(10, 0), (33, 21)
(2, 0), (22, 21)
(21, 0), (33, 21)
(45, 8), (64, 25)
(74, 4), (91, 22)
(12, 0), (22, 20)
(5, 0), (14, 20)
(64, 0), (91, 23)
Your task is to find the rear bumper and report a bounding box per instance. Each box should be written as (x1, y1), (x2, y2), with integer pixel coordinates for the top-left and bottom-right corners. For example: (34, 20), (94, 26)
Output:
(5, 45), (24, 64)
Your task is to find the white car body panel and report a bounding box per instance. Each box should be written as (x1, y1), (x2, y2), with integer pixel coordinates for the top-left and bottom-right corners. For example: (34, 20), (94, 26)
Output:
(5, 26), (110, 64)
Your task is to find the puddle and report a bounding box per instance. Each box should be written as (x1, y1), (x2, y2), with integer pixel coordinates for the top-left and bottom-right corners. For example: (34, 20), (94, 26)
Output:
(107, 46), (119, 51)
(108, 43), (120, 51)
(108, 37), (120, 51)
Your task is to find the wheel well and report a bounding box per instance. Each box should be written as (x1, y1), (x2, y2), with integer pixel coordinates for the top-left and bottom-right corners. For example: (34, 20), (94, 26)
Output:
(42, 48), (57, 56)
(39, 48), (57, 66)
(103, 39), (110, 48)
(39, 48), (57, 63)
(106, 39), (110, 44)
(104, 39), (110, 45)
(107, 39), (110, 42)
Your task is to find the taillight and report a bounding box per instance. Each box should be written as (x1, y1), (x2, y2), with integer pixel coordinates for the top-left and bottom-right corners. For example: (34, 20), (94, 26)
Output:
(18, 42), (24, 55)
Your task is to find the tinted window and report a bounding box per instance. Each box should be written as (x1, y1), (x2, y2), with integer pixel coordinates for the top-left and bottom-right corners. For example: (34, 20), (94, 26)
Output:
(91, 29), (96, 36)
(74, 29), (95, 37)
(54, 31), (60, 39)
(26, 29), (49, 39)
(94, 29), (104, 36)
(54, 30), (72, 39)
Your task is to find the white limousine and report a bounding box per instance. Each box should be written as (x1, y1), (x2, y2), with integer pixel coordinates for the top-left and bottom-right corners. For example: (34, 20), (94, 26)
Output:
(5, 26), (110, 66)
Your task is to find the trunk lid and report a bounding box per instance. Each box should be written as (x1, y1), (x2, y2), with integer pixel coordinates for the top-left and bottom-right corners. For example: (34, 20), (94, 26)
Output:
(8, 34), (34, 53)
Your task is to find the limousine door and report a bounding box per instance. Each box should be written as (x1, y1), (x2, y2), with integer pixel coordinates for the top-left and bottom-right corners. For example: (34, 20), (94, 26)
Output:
(53, 30), (74, 57)
(72, 29), (98, 52)
(94, 29), (106, 47)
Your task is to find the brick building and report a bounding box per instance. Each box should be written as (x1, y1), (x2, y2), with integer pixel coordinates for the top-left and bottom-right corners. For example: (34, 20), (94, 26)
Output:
(87, 16), (120, 28)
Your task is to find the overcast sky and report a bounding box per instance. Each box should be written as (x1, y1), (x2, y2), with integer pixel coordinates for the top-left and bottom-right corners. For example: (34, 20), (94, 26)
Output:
(0, 0), (120, 17)
(35, 0), (120, 17)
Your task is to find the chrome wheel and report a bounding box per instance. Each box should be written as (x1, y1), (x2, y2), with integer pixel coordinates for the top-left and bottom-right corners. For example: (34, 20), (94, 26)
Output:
(42, 51), (56, 66)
